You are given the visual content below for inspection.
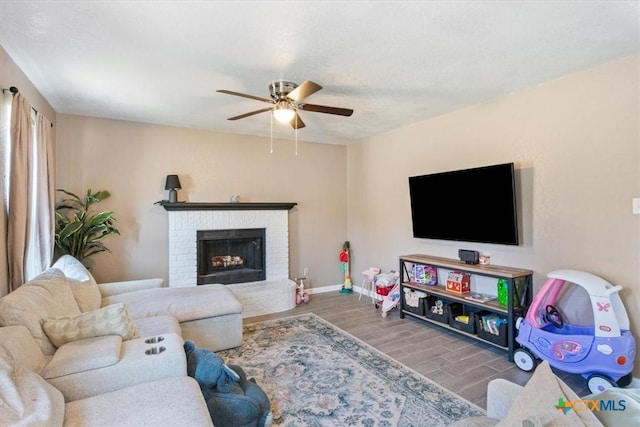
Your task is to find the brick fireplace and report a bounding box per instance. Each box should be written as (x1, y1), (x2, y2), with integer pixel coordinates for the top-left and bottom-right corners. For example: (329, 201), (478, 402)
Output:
(162, 202), (297, 317)
(164, 202), (295, 287)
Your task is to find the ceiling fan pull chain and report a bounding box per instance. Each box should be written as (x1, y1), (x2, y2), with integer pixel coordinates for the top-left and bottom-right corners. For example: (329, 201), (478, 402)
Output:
(295, 124), (298, 156)
(270, 113), (274, 154)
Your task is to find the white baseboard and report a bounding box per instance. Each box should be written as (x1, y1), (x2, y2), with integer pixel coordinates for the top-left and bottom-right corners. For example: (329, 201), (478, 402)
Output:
(306, 284), (342, 294)
(307, 284), (382, 301)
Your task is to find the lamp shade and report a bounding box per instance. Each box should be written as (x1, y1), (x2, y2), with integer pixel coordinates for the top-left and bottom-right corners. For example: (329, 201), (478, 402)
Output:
(273, 101), (296, 123)
(165, 174), (182, 190)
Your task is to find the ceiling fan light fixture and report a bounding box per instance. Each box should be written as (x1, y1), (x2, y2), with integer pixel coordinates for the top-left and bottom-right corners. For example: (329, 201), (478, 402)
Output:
(273, 101), (296, 123)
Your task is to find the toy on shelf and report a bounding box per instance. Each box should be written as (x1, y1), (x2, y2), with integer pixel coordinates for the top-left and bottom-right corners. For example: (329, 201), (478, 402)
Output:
(445, 271), (470, 294)
(339, 241), (353, 294)
(431, 299), (444, 316)
(295, 277), (309, 304)
(411, 264), (437, 285)
(514, 269), (636, 394)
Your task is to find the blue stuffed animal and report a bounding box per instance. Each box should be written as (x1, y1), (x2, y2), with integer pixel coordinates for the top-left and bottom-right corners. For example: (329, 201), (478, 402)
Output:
(184, 340), (272, 427)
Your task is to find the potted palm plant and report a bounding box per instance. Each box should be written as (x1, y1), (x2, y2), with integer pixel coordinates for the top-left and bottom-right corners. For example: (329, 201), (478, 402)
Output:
(54, 188), (120, 264)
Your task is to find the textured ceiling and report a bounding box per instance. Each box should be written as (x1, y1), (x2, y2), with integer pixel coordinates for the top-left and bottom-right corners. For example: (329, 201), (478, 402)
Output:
(1, 1), (638, 145)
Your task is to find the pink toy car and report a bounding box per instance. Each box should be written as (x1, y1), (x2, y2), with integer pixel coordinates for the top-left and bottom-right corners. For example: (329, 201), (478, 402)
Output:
(514, 270), (636, 394)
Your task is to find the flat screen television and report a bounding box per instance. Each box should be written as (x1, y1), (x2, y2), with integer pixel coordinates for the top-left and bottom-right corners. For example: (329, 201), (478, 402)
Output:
(409, 162), (519, 246)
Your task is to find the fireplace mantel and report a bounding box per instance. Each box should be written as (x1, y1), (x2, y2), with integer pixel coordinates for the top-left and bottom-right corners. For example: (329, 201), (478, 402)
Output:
(160, 202), (297, 211)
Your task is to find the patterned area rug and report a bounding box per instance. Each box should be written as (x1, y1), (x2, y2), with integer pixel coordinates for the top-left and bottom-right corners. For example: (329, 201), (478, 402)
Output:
(218, 313), (484, 426)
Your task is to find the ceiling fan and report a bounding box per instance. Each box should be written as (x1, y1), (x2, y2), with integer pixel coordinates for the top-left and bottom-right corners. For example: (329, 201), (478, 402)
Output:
(217, 80), (353, 129)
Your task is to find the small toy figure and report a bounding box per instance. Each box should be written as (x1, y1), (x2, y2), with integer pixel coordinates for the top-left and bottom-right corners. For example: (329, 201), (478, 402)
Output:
(431, 299), (444, 315)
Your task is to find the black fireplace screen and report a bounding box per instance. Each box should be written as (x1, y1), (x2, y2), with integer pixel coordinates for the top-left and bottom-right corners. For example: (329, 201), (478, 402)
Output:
(197, 228), (266, 285)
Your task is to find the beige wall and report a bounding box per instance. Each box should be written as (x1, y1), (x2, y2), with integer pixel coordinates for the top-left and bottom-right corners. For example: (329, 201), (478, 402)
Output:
(347, 55), (640, 372)
(55, 115), (347, 288)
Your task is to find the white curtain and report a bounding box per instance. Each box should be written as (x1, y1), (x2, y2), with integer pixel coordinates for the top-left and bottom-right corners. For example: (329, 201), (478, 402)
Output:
(29, 113), (55, 279)
(5, 91), (54, 291)
(0, 89), (12, 297)
(7, 92), (33, 290)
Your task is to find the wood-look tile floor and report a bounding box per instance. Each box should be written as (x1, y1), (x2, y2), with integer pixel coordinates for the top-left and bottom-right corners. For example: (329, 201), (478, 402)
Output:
(244, 291), (590, 409)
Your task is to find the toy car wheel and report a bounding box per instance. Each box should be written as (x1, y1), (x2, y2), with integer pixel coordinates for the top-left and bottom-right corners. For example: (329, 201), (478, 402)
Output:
(616, 372), (633, 388)
(514, 348), (537, 372)
(587, 374), (617, 394)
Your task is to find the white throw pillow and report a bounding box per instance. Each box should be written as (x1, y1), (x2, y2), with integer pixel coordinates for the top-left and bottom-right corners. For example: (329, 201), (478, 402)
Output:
(42, 303), (139, 348)
(52, 255), (102, 312)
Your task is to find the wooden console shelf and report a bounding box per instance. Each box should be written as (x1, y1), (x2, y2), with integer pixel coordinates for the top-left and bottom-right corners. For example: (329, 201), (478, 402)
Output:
(399, 254), (533, 361)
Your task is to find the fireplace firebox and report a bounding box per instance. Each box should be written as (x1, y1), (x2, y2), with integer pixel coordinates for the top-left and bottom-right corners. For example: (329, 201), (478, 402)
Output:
(197, 228), (266, 285)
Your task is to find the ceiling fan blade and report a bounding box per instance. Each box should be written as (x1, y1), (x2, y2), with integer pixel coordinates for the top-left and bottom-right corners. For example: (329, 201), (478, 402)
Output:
(217, 89), (273, 103)
(299, 103), (354, 117)
(290, 112), (306, 129)
(286, 80), (323, 102)
(227, 107), (273, 121)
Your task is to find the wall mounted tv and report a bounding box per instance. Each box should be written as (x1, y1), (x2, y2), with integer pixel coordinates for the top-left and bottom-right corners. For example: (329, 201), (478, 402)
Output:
(409, 162), (519, 246)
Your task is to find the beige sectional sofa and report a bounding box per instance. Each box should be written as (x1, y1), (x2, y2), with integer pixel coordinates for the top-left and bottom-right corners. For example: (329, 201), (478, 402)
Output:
(1, 325), (213, 426)
(52, 255), (244, 352)
(0, 255), (245, 425)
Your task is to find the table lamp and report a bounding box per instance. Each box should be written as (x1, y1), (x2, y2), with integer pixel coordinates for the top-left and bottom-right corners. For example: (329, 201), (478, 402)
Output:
(165, 174), (181, 203)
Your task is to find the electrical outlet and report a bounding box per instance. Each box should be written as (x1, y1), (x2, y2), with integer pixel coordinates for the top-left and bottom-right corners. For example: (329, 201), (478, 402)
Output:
(303, 267), (309, 277)
(633, 198), (640, 215)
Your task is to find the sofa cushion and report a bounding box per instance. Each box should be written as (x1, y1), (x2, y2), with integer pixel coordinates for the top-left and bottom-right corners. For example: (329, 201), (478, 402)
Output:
(0, 268), (81, 355)
(0, 356), (65, 427)
(52, 255), (101, 312)
(133, 315), (182, 338)
(40, 335), (122, 380)
(42, 303), (139, 348)
(102, 284), (243, 322)
(62, 377), (213, 427)
(0, 325), (48, 373)
(496, 361), (603, 427)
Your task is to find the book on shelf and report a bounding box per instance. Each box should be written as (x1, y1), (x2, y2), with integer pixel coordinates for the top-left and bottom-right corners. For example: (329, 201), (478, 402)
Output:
(464, 293), (496, 303)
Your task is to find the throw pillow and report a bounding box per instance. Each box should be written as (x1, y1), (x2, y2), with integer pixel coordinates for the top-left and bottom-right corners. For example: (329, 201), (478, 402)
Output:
(42, 303), (139, 348)
(52, 255), (102, 312)
(496, 361), (603, 427)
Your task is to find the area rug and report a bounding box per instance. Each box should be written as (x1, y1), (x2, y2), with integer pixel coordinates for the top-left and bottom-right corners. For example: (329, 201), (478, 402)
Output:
(218, 313), (484, 426)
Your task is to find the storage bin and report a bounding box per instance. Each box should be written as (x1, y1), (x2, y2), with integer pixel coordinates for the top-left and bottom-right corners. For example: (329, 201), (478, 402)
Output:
(476, 313), (508, 347)
(424, 295), (448, 323)
(402, 288), (426, 316)
(447, 302), (476, 333)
